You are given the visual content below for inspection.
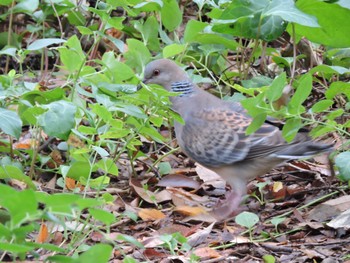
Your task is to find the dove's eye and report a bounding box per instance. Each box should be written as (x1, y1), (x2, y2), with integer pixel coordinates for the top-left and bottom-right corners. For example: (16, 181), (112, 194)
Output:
(153, 69), (160, 76)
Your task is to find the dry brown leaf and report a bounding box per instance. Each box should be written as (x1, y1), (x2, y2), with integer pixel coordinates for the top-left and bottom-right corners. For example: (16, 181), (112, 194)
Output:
(67, 134), (86, 148)
(195, 164), (222, 182)
(138, 208), (166, 221)
(193, 247), (221, 259)
(8, 179), (28, 190)
(13, 138), (37, 149)
(130, 178), (172, 203)
(65, 177), (84, 191)
(187, 222), (215, 246)
(308, 195), (350, 222)
(36, 223), (49, 243)
(167, 187), (211, 207)
(173, 205), (208, 217)
(52, 231), (63, 245)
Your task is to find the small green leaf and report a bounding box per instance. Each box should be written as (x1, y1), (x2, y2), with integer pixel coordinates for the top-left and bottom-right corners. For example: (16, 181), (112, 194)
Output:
(95, 158), (119, 176)
(235, 211), (259, 229)
(282, 118), (302, 142)
(266, 72), (287, 102)
(262, 254), (276, 263)
(116, 234), (144, 249)
(245, 113), (267, 135)
(289, 74), (312, 108)
(335, 151), (350, 181)
(157, 162), (172, 175)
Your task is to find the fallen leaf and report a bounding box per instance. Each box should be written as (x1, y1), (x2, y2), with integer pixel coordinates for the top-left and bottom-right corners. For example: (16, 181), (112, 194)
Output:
(157, 174), (200, 189)
(308, 195), (350, 222)
(327, 208), (350, 230)
(138, 208), (166, 221)
(193, 247), (221, 259)
(130, 178), (172, 203)
(187, 222), (215, 246)
(36, 223), (49, 243)
(173, 206), (208, 217)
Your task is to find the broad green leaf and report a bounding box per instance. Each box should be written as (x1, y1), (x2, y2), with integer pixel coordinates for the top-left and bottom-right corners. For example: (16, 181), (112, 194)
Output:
(12, 0), (39, 13)
(163, 43), (186, 58)
(38, 193), (81, 214)
(78, 244), (113, 263)
(0, 46), (17, 57)
(27, 38), (66, 50)
(134, 16), (160, 51)
(264, 0), (319, 27)
(0, 165), (35, 189)
(294, 0), (350, 47)
(0, 108), (22, 139)
(184, 20), (238, 50)
(80, 176), (110, 190)
(335, 151), (350, 181)
(0, 184), (38, 226)
(0, 243), (34, 253)
(88, 208), (116, 226)
(124, 39), (151, 73)
(65, 161), (91, 181)
(38, 101), (77, 140)
(58, 35), (85, 73)
(325, 82), (350, 100)
(235, 212), (259, 229)
(161, 0), (182, 31)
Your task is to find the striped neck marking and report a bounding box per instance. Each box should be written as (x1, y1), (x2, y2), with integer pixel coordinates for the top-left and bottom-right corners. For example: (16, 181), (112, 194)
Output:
(171, 81), (194, 96)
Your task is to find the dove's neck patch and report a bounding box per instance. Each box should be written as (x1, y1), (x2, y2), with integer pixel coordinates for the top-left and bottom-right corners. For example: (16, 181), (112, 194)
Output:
(171, 81), (194, 97)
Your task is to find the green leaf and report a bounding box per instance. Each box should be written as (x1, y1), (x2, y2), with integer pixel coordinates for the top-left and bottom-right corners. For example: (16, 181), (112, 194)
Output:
(245, 113), (267, 135)
(0, 108), (22, 139)
(289, 74), (312, 109)
(311, 100), (333, 113)
(27, 38), (66, 50)
(0, 165), (36, 189)
(235, 211), (259, 229)
(0, 184), (38, 226)
(282, 118), (302, 142)
(95, 158), (119, 176)
(124, 39), (151, 73)
(262, 254), (276, 263)
(38, 101), (77, 140)
(335, 151), (350, 181)
(157, 162), (172, 176)
(264, 0), (319, 27)
(161, 0), (182, 31)
(134, 16), (160, 51)
(293, 0), (350, 47)
(58, 35), (85, 73)
(0, 243), (34, 253)
(325, 82), (350, 100)
(184, 20), (238, 50)
(265, 72), (287, 102)
(78, 244), (113, 263)
(65, 161), (91, 181)
(88, 208), (116, 226)
(163, 43), (186, 58)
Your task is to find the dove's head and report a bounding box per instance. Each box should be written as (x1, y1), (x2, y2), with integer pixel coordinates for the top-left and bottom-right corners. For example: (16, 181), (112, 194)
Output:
(142, 59), (190, 91)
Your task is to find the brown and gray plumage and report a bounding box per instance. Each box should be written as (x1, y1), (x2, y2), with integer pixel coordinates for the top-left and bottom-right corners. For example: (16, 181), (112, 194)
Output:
(142, 59), (333, 220)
